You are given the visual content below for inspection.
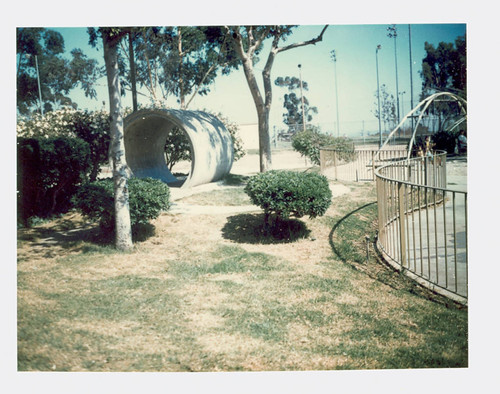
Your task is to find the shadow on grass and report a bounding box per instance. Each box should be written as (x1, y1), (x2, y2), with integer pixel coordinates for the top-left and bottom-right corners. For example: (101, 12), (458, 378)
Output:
(222, 213), (311, 244)
(328, 201), (377, 265)
(18, 219), (157, 252)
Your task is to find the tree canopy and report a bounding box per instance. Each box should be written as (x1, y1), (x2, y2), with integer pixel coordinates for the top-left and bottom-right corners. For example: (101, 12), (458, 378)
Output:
(88, 26), (240, 109)
(275, 76), (318, 133)
(419, 35), (466, 132)
(16, 27), (102, 115)
(420, 35), (466, 98)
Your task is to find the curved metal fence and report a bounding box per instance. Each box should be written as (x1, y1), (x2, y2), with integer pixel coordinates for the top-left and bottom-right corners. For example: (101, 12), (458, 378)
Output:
(375, 152), (468, 304)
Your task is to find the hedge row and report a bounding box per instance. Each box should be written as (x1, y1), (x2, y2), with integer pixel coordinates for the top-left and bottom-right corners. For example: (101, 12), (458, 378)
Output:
(17, 136), (92, 224)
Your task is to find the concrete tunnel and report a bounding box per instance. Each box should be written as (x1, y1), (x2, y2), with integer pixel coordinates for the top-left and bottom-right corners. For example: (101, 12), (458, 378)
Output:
(124, 109), (234, 188)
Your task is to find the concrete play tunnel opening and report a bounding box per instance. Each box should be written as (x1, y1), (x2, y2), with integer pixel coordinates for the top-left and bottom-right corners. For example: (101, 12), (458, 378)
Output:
(124, 109), (234, 188)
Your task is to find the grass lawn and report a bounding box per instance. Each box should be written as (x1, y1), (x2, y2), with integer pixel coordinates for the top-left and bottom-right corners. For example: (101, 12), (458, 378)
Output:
(17, 179), (467, 372)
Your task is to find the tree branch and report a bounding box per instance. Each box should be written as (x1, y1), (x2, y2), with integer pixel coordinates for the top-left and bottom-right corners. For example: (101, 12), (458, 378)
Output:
(276, 25), (329, 54)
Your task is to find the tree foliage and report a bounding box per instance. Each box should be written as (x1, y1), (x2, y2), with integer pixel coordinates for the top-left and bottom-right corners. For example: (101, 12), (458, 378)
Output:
(418, 35), (466, 133)
(373, 84), (397, 132)
(291, 128), (355, 165)
(16, 27), (102, 115)
(275, 76), (318, 133)
(97, 26), (240, 109)
(420, 35), (466, 97)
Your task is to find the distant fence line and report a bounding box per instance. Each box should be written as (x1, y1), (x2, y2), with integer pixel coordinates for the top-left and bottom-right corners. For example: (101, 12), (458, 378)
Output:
(319, 144), (408, 182)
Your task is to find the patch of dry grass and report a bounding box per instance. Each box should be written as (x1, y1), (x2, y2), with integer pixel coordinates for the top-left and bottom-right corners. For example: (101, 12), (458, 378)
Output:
(17, 180), (467, 372)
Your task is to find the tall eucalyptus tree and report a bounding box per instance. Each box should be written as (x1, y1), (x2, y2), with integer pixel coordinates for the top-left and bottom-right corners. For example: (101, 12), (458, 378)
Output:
(225, 25), (328, 172)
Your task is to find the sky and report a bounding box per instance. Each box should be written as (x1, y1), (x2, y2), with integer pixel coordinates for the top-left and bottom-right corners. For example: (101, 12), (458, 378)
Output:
(50, 23), (466, 137)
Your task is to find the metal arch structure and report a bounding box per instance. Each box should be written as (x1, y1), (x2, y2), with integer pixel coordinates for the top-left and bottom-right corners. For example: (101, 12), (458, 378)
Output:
(124, 109), (234, 188)
(374, 92), (467, 161)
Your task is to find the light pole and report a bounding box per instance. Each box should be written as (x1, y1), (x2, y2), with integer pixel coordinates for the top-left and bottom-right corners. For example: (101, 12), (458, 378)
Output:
(298, 64), (306, 132)
(330, 50), (340, 137)
(399, 91), (406, 117)
(387, 25), (400, 124)
(26, 53), (44, 116)
(408, 24), (415, 134)
(376, 45), (382, 147)
(399, 91), (406, 139)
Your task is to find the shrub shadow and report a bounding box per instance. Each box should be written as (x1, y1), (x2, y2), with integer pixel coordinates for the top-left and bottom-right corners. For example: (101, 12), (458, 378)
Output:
(222, 213), (311, 244)
(18, 219), (157, 253)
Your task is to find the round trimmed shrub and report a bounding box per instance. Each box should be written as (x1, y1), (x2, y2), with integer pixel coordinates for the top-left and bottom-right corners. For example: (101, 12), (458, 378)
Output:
(244, 170), (332, 223)
(74, 177), (171, 231)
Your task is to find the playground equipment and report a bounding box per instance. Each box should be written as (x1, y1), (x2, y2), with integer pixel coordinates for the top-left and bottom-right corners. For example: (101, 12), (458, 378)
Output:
(124, 109), (234, 188)
(375, 92), (467, 161)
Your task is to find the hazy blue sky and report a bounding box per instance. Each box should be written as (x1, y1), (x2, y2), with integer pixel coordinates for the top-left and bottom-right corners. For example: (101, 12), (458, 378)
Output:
(52, 23), (465, 136)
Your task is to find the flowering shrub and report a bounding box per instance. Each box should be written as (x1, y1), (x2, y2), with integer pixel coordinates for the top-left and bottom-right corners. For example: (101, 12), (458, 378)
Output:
(17, 108), (110, 181)
(210, 111), (246, 162)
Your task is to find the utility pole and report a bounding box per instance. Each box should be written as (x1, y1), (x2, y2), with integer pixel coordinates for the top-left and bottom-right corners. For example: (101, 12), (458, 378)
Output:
(35, 55), (43, 116)
(298, 64), (306, 132)
(376, 45), (382, 147)
(387, 25), (400, 124)
(399, 91), (406, 138)
(331, 50), (340, 137)
(408, 24), (415, 133)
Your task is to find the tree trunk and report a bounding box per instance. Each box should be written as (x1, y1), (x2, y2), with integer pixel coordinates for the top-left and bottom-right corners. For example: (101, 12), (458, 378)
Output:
(238, 51), (273, 172)
(257, 108), (272, 172)
(128, 32), (138, 112)
(102, 33), (133, 251)
(178, 27), (186, 109)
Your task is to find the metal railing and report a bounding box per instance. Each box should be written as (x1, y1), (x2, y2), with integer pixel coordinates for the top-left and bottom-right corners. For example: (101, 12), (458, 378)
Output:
(375, 151), (468, 304)
(320, 145), (407, 182)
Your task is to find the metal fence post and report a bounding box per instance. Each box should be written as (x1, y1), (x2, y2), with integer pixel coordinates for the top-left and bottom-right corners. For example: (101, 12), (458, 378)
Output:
(334, 150), (338, 181)
(372, 151), (376, 181)
(398, 181), (407, 267)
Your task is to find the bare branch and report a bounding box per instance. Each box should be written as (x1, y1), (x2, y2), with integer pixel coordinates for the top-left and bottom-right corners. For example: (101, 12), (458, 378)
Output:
(276, 25), (329, 54)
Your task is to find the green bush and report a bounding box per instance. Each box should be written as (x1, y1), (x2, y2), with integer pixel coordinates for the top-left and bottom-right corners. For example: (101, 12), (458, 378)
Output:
(245, 170), (332, 226)
(17, 136), (92, 225)
(17, 108), (111, 181)
(74, 177), (171, 231)
(292, 129), (355, 165)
